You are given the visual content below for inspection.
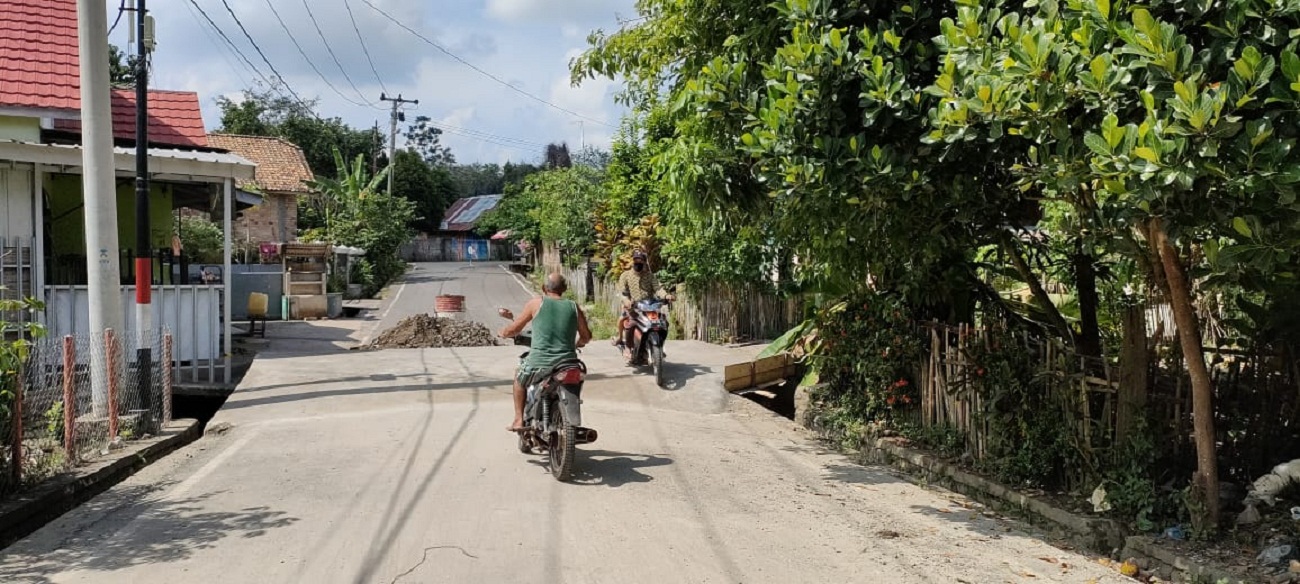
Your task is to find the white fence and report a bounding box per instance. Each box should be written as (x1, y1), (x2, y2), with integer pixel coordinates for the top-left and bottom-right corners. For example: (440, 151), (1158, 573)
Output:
(44, 285), (222, 363)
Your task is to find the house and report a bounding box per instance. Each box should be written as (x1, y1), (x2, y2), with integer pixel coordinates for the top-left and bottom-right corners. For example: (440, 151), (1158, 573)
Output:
(207, 134), (314, 246)
(0, 0), (256, 383)
(400, 194), (511, 262)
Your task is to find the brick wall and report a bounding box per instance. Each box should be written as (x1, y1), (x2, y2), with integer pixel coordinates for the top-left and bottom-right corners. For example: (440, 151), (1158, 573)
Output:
(232, 192), (298, 244)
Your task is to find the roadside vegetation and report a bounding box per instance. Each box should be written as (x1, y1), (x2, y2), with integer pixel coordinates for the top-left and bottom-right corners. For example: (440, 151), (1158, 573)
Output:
(474, 0), (1300, 550)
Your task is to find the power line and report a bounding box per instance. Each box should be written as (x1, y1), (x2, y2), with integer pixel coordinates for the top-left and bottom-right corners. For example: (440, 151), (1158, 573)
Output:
(342, 0), (389, 94)
(262, 0), (379, 109)
(108, 2), (126, 36)
(360, 0), (615, 129)
(302, 0), (376, 106)
(425, 120), (547, 149)
(182, 0), (253, 88)
(215, 0), (315, 114)
(186, 0), (279, 92)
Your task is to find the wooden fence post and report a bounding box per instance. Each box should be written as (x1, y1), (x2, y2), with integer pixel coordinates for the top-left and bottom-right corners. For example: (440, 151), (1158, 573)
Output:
(62, 335), (76, 461)
(106, 329), (119, 442)
(11, 362), (24, 485)
(163, 333), (173, 424)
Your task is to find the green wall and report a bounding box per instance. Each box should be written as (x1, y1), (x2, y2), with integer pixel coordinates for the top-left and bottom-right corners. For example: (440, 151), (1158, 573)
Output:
(47, 174), (176, 256)
(0, 116), (41, 142)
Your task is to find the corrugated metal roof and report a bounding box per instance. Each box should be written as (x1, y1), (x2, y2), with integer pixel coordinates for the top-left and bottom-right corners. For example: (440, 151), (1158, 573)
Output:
(440, 195), (503, 231)
(0, 139), (256, 180)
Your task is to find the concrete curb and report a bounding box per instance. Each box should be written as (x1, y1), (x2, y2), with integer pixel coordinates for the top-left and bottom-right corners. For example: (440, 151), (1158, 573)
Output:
(0, 418), (202, 549)
(794, 406), (1258, 582)
(801, 413), (1126, 552)
(1121, 536), (1250, 584)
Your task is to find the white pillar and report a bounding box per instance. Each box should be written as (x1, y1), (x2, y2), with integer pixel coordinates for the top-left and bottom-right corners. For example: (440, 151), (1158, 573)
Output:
(77, 0), (125, 415)
(32, 164), (45, 318)
(223, 178), (233, 383)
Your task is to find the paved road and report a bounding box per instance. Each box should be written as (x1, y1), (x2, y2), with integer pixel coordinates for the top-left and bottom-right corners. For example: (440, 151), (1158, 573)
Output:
(0, 264), (1132, 584)
(366, 262), (536, 344)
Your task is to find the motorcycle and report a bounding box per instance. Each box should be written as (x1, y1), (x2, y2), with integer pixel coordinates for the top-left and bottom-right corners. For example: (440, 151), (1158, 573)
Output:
(624, 298), (671, 388)
(499, 311), (597, 482)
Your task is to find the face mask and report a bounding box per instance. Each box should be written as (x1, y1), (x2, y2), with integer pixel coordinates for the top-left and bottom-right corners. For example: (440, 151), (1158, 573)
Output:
(633, 263), (645, 272)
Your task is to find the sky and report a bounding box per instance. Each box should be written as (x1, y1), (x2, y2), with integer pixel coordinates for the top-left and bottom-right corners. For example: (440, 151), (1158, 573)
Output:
(110, 0), (637, 164)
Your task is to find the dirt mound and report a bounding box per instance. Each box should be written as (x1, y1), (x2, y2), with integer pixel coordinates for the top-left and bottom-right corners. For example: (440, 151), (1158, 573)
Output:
(368, 314), (498, 349)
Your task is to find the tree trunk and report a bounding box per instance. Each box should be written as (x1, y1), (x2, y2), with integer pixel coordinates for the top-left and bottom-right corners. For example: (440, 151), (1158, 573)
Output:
(1005, 238), (1075, 345)
(1150, 219), (1220, 529)
(1074, 245), (1102, 360)
(1115, 303), (1149, 450)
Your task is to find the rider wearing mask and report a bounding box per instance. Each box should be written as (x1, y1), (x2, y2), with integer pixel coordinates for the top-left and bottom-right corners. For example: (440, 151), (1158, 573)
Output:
(499, 273), (592, 432)
(614, 249), (673, 357)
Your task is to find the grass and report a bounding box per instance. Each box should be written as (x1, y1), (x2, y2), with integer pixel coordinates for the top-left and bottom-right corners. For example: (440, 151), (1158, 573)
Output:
(583, 302), (618, 342)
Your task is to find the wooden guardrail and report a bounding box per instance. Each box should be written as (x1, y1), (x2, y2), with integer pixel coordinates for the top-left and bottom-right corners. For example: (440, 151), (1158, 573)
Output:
(724, 353), (800, 392)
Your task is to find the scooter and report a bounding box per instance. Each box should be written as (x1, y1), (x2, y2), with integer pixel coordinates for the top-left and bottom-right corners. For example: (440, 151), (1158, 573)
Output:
(624, 298), (671, 388)
(499, 310), (597, 482)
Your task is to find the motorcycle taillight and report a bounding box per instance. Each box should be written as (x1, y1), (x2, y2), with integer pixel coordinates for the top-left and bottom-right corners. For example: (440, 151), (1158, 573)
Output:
(555, 368), (585, 385)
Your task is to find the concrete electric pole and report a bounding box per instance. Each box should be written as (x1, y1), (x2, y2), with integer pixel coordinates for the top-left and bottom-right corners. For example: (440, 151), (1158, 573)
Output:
(379, 93), (418, 196)
(76, 0), (125, 417)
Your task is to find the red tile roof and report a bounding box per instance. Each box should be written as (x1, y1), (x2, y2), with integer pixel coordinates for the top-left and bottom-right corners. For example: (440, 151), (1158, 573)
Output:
(53, 89), (210, 148)
(207, 134), (314, 193)
(0, 0), (80, 114)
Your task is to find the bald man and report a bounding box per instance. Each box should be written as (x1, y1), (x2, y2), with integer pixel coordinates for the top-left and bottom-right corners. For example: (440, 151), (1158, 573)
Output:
(498, 273), (592, 431)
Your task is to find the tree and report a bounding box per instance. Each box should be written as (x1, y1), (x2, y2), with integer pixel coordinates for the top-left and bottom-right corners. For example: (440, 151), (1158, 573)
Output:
(216, 87), (380, 180)
(448, 163), (505, 198)
(406, 116), (456, 166)
(391, 149), (457, 233)
(573, 146), (612, 170)
(305, 149), (415, 294)
(927, 0), (1300, 529)
(107, 44), (139, 87)
(544, 143), (573, 169)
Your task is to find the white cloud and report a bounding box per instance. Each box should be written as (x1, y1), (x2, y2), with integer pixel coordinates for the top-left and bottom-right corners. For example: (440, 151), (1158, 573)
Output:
(113, 0), (629, 162)
(485, 0), (620, 23)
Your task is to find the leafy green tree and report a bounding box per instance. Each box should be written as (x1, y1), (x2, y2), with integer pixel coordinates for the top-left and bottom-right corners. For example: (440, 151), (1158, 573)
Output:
(306, 149), (415, 294)
(406, 116), (456, 166)
(216, 87), (380, 180)
(177, 216), (224, 263)
(108, 44), (139, 88)
(927, 0), (1300, 528)
(391, 149), (457, 234)
(448, 163), (505, 198)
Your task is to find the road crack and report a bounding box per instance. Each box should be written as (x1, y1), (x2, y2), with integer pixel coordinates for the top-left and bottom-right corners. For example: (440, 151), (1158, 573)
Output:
(389, 546), (478, 584)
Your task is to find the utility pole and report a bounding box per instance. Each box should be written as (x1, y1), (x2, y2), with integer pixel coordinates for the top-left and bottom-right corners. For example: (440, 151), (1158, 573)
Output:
(379, 93), (417, 196)
(76, 0), (125, 417)
(572, 120), (586, 151)
(128, 0), (159, 433)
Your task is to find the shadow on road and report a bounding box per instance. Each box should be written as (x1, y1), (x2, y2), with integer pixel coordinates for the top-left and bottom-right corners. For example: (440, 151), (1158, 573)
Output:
(0, 484), (298, 584)
(527, 450), (674, 488)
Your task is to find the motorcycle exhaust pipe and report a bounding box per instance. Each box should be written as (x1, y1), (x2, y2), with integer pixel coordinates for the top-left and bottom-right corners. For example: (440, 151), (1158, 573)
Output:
(575, 427), (598, 444)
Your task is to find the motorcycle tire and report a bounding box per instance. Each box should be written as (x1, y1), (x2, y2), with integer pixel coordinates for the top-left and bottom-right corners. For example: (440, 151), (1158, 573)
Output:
(652, 344), (666, 388)
(547, 401), (576, 481)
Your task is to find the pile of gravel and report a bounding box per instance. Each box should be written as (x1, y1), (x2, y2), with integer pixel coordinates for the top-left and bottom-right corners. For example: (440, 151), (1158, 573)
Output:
(368, 314), (497, 349)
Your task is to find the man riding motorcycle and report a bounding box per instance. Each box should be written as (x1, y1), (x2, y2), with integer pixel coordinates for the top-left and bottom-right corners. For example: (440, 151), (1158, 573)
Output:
(498, 273), (592, 432)
(614, 250), (673, 360)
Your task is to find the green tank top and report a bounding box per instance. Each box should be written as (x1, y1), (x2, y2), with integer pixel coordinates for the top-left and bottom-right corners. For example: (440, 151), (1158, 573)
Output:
(525, 297), (579, 369)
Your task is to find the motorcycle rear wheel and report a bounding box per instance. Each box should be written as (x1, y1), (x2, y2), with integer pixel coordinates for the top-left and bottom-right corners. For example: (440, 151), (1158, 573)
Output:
(547, 401), (576, 481)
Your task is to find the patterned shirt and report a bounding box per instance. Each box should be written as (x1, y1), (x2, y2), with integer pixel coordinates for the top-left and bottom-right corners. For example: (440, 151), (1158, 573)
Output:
(617, 268), (668, 301)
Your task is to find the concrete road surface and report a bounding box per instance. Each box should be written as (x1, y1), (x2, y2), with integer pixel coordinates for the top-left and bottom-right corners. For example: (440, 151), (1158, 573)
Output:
(0, 264), (1132, 584)
(365, 262), (536, 345)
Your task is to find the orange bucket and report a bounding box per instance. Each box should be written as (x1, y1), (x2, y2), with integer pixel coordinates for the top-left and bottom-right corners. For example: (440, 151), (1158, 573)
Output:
(435, 295), (465, 313)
